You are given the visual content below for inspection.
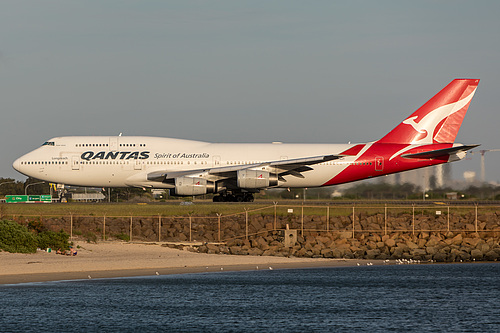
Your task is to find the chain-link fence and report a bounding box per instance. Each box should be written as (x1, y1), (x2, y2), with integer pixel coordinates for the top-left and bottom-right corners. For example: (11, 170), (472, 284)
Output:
(6, 204), (500, 243)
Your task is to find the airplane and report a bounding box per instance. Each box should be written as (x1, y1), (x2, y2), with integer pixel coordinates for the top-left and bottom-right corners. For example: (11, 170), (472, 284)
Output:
(13, 78), (480, 202)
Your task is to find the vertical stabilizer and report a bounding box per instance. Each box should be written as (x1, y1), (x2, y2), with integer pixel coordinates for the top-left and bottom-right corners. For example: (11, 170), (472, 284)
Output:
(377, 79), (479, 144)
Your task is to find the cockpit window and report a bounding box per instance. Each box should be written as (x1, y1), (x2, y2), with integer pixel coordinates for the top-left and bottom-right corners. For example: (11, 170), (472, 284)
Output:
(42, 141), (55, 146)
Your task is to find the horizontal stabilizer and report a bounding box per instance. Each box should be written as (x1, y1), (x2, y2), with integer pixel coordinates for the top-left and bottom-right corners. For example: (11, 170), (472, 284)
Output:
(401, 144), (480, 159)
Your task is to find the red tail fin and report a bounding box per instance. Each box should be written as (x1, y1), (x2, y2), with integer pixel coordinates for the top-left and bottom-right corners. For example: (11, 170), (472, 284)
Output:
(377, 79), (479, 144)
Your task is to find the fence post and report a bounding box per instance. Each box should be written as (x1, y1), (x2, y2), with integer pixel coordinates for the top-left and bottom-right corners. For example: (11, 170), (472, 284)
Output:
(158, 214), (161, 242)
(352, 205), (355, 239)
(326, 205), (330, 233)
(447, 206), (450, 232)
(129, 216), (133, 242)
(412, 204), (415, 236)
(475, 204), (478, 233)
(273, 202), (278, 231)
(217, 213), (221, 242)
(384, 204), (387, 236)
(245, 208), (249, 240)
(189, 215), (192, 242)
(103, 214), (106, 241)
(301, 202), (304, 237)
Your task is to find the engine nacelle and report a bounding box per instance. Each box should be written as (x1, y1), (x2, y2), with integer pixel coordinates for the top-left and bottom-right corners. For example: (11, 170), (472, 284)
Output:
(237, 170), (278, 189)
(171, 177), (216, 196)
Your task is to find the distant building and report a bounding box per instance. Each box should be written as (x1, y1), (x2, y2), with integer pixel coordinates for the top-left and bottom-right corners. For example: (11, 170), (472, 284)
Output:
(71, 193), (106, 202)
(446, 192), (458, 200)
(463, 171), (476, 183)
(385, 164), (453, 190)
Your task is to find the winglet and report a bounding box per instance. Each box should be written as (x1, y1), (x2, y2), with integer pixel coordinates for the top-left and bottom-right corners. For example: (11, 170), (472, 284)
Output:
(377, 79), (479, 144)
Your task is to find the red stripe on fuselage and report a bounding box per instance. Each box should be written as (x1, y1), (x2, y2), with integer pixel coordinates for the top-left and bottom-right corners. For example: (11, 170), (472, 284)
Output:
(322, 143), (452, 186)
(340, 144), (365, 156)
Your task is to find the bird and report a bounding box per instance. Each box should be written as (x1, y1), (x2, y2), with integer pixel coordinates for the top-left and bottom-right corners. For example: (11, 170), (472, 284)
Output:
(88, 275), (91, 279)
(221, 267), (224, 271)
(357, 263), (360, 266)
(269, 267), (273, 270)
(155, 272), (159, 276)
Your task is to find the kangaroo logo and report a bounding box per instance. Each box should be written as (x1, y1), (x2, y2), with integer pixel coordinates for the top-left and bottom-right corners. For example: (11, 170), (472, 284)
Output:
(402, 89), (476, 144)
(402, 116), (427, 134)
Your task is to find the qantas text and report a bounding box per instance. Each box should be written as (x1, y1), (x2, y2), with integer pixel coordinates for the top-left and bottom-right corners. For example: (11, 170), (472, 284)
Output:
(81, 151), (150, 161)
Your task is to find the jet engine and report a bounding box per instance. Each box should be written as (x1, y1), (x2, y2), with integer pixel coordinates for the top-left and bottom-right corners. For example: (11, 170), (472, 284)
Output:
(237, 170), (278, 189)
(171, 177), (216, 196)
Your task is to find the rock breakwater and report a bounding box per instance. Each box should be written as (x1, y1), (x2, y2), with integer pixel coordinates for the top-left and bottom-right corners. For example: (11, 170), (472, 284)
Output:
(191, 231), (500, 262)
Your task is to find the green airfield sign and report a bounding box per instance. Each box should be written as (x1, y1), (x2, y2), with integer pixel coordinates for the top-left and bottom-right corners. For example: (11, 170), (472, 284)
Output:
(6, 195), (52, 203)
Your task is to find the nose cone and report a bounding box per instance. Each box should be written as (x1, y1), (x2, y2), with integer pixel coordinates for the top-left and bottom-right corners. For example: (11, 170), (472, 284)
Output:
(13, 157), (22, 173)
(13, 156), (28, 176)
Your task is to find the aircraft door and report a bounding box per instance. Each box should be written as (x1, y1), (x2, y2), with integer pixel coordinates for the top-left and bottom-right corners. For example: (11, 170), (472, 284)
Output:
(109, 137), (118, 152)
(375, 157), (384, 171)
(134, 159), (142, 170)
(72, 156), (80, 170)
(213, 155), (221, 166)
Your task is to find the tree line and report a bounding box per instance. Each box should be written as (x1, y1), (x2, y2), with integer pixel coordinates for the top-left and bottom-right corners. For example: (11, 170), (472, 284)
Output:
(0, 177), (50, 196)
(2, 177), (500, 201)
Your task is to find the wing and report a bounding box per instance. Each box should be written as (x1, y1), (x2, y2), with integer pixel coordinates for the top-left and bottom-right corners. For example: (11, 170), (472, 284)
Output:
(145, 154), (342, 185)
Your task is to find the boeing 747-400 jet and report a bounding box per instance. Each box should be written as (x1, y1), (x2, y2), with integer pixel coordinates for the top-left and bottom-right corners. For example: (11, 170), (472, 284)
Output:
(13, 79), (480, 202)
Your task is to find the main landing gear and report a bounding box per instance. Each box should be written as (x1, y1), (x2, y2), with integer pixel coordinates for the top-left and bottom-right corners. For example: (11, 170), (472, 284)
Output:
(213, 192), (254, 202)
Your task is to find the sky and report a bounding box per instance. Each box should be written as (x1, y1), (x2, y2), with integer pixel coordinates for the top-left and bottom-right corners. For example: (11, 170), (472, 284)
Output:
(1, 1), (500, 183)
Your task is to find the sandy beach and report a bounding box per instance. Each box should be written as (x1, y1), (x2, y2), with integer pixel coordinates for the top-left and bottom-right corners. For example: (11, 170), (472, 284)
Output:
(0, 241), (379, 285)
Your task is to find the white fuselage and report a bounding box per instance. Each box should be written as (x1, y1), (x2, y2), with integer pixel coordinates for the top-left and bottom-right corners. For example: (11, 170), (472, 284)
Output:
(13, 136), (357, 188)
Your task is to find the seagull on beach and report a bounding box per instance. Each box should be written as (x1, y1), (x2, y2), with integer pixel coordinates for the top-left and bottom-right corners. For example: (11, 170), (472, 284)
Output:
(269, 267), (273, 270)
(88, 275), (91, 279)
(155, 272), (159, 276)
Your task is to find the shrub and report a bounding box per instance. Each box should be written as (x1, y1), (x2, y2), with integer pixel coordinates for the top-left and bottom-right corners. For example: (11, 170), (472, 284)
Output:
(84, 232), (98, 243)
(0, 220), (37, 253)
(114, 233), (130, 242)
(37, 230), (70, 251)
(28, 219), (47, 233)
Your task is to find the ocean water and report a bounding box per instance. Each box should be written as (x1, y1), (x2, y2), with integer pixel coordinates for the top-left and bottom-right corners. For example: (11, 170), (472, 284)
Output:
(1, 263), (499, 332)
